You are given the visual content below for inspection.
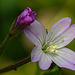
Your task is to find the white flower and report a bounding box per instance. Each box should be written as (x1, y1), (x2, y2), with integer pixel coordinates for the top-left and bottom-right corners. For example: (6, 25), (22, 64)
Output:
(24, 17), (75, 70)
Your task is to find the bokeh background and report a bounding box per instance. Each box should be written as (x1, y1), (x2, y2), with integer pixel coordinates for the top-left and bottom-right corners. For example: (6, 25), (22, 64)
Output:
(0, 0), (75, 75)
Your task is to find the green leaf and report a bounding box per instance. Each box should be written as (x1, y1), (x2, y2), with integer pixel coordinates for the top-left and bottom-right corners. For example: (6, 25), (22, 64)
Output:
(43, 66), (62, 75)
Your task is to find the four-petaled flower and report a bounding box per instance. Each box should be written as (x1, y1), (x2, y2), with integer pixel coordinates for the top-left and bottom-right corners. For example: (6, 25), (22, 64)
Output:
(24, 17), (75, 70)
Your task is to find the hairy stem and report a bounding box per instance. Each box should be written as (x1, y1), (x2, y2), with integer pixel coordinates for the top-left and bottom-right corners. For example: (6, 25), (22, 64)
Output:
(0, 56), (31, 73)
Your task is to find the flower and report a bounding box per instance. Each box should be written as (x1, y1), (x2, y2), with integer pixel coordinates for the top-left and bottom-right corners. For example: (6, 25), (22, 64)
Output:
(14, 7), (36, 29)
(24, 17), (75, 70)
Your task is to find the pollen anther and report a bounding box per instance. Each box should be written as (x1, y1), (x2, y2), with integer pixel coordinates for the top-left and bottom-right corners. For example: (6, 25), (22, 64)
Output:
(47, 45), (58, 53)
(55, 50), (58, 53)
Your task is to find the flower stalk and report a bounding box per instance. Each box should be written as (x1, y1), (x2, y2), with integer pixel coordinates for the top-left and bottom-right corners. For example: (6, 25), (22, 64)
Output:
(0, 20), (22, 56)
(0, 56), (61, 73)
(0, 56), (31, 73)
(0, 21), (16, 55)
(0, 34), (11, 55)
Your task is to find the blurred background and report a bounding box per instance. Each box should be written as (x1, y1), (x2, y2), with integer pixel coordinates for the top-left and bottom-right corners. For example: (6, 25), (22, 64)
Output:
(0, 0), (75, 75)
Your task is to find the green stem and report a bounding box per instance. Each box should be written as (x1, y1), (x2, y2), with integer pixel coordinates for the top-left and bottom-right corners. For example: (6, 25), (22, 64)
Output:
(0, 56), (31, 73)
(0, 20), (22, 56)
(0, 34), (11, 55)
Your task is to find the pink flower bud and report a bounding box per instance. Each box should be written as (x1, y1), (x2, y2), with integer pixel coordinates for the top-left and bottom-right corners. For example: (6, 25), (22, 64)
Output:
(14, 7), (36, 29)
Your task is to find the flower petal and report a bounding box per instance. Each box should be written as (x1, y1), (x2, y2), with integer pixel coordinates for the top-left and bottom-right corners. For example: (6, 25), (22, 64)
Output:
(39, 52), (52, 70)
(46, 17), (71, 42)
(57, 47), (75, 64)
(48, 53), (75, 70)
(31, 46), (42, 62)
(53, 24), (75, 48)
(24, 20), (47, 46)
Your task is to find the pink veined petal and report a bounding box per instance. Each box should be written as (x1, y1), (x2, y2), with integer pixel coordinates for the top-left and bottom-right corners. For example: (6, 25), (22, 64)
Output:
(48, 53), (75, 70)
(24, 20), (47, 46)
(53, 24), (75, 48)
(46, 17), (71, 42)
(31, 46), (42, 62)
(39, 52), (52, 70)
(57, 47), (75, 64)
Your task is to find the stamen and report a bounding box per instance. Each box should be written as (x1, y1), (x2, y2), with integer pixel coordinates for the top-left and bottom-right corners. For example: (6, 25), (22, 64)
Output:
(49, 49), (55, 52)
(52, 45), (57, 48)
(46, 45), (58, 53)
(42, 41), (49, 49)
(47, 47), (49, 49)
(43, 41), (58, 54)
(55, 50), (58, 53)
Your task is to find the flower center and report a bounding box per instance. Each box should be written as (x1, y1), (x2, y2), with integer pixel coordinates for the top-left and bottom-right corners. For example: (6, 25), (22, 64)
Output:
(42, 41), (58, 53)
(46, 45), (58, 53)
